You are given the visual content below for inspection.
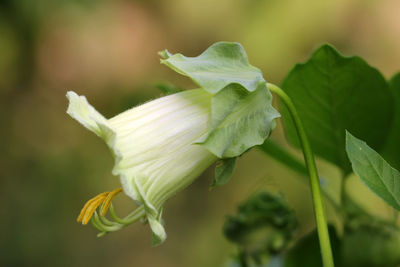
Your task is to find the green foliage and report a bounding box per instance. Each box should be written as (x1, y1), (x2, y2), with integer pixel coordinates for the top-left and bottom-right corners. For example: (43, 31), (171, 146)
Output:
(158, 42), (400, 267)
(200, 84), (279, 158)
(341, 221), (400, 267)
(346, 131), (400, 210)
(381, 73), (400, 170)
(281, 45), (393, 172)
(212, 157), (237, 188)
(225, 196), (400, 267)
(226, 44), (400, 267)
(227, 255), (283, 267)
(160, 42), (265, 94)
(224, 192), (297, 265)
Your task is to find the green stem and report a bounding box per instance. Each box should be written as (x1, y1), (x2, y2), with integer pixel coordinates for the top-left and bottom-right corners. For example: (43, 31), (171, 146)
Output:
(268, 83), (334, 267)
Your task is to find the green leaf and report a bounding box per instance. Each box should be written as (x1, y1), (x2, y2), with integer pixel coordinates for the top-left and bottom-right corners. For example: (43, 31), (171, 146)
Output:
(345, 131), (400, 210)
(160, 41), (265, 94)
(281, 45), (393, 172)
(212, 157), (237, 188)
(258, 139), (307, 176)
(382, 72), (400, 170)
(199, 83), (280, 158)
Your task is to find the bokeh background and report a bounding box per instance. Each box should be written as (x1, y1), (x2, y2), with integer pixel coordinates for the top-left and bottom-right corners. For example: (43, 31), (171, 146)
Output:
(1, 0), (399, 266)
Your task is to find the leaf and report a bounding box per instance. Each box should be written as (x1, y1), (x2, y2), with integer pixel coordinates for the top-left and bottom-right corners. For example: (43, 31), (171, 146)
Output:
(212, 157), (237, 188)
(381, 73), (400, 170)
(345, 131), (400, 210)
(258, 139), (307, 176)
(160, 41), (265, 94)
(281, 45), (393, 172)
(199, 83), (280, 158)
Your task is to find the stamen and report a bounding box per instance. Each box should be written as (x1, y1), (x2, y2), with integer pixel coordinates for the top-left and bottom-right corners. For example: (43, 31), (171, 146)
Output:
(77, 188), (123, 225)
(82, 196), (108, 224)
(77, 192), (108, 224)
(101, 188), (123, 216)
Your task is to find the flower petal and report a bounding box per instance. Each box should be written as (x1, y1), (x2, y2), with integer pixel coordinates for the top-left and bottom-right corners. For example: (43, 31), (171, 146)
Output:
(66, 90), (123, 163)
(66, 91), (114, 143)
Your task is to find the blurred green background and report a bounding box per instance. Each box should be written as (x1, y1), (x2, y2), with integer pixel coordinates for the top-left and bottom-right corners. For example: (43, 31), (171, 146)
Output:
(1, 0), (399, 266)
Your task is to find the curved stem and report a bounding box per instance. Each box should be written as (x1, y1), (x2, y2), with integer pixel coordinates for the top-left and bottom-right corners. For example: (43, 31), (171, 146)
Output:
(268, 83), (334, 267)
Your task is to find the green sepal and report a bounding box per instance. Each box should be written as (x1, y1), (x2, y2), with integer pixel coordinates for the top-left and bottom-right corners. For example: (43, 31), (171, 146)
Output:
(199, 83), (280, 158)
(158, 50), (172, 60)
(212, 157), (237, 188)
(160, 41), (265, 94)
(161, 42), (280, 159)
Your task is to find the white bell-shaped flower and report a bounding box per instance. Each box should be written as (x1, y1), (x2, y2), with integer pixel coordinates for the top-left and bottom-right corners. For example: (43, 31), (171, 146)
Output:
(67, 89), (217, 244)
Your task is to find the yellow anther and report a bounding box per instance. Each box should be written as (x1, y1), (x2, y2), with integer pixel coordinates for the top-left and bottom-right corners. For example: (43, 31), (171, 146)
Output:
(77, 192), (108, 224)
(77, 188), (123, 225)
(101, 188), (123, 216)
(82, 195), (107, 224)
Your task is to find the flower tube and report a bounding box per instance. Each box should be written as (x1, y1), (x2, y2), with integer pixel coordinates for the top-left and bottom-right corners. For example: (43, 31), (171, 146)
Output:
(67, 89), (217, 244)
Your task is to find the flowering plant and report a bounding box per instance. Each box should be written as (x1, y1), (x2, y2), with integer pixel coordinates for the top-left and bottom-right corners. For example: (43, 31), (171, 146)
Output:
(67, 42), (279, 244)
(67, 41), (400, 267)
